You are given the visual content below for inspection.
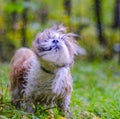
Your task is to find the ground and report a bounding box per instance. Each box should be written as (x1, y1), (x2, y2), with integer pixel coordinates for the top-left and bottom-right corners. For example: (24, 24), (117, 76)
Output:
(0, 60), (120, 119)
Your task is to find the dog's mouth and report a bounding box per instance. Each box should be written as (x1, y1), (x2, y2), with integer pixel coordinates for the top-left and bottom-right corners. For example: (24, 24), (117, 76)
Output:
(38, 47), (52, 52)
(52, 45), (61, 52)
(38, 45), (61, 52)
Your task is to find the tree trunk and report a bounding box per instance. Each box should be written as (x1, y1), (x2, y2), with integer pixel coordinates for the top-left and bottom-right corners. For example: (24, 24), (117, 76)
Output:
(39, 3), (48, 25)
(11, 0), (17, 31)
(94, 0), (106, 46)
(21, 0), (29, 47)
(112, 0), (120, 29)
(64, 0), (71, 16)
(112, 0), (120, 63)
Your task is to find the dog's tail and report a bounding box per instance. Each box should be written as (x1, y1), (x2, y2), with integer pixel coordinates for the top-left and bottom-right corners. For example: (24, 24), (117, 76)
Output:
(10, 48), (36, 92)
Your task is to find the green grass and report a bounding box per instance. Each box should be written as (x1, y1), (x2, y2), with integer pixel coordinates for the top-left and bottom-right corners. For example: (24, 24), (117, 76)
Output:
(0, 60), (120, 119)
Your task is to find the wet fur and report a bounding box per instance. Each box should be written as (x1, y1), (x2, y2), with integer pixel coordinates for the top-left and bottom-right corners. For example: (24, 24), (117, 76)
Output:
(10, 25), (86, 118)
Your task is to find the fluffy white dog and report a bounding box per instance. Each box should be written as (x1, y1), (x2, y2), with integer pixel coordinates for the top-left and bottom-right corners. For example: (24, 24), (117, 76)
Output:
(10, 25), (86, 118)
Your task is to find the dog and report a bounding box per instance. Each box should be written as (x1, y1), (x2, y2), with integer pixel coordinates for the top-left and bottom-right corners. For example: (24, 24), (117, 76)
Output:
(10, 25), (86, 118)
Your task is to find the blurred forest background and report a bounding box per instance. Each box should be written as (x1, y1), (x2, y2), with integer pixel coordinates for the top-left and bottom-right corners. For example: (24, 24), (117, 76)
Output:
(0, 0), (120, 62)
(0, 1), (120, 118)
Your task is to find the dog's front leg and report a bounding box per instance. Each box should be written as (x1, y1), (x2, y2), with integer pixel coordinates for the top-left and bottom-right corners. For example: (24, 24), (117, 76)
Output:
(57, 94), (71, 119)
(26, 99), (36, 113)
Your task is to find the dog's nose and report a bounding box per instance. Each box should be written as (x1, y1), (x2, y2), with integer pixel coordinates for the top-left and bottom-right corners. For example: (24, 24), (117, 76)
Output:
(52, 40), (59, 44)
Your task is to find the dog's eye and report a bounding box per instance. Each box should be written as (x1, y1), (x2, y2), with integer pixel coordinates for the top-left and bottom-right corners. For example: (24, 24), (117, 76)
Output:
(44, 39), (48, 42)
(36, 38), (40, 44)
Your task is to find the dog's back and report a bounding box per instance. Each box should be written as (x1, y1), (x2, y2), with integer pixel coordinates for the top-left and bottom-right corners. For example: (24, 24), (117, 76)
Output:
(10, 48), (38, 107)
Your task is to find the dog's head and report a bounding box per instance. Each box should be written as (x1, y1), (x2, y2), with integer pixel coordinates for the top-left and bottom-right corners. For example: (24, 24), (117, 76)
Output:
(33, 25), (86, 67)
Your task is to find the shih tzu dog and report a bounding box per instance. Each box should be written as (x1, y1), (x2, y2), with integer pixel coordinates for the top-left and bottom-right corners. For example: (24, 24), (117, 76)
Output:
(10, 25), (86, 118)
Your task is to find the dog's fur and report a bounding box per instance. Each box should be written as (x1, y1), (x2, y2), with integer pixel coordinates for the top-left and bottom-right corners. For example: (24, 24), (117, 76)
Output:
(10, 25), (86, 118)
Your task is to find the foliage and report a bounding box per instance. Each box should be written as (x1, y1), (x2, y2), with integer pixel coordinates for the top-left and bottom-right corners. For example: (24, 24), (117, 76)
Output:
(79, 25), (104, 60)
(78, 26), (120, 60)
(0, 0), (120, 118)
(0, 0), (119, 61)
(0, 60), (120, 118)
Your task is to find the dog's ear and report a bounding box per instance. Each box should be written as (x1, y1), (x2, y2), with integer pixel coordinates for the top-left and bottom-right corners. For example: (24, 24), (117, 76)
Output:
(64, 34), (86, 57)
(73, 43), (87, 56)
(33, 32), (42, 55)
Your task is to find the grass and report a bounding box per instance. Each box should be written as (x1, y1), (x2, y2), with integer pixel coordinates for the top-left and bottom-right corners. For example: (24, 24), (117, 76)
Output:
(0, 60), (120, 119)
